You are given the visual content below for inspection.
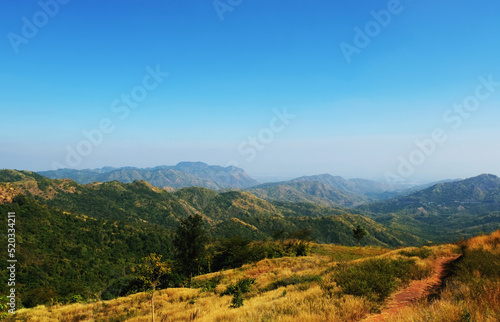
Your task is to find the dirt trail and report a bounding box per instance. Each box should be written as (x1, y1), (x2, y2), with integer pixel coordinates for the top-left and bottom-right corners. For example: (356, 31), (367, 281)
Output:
(362, 255), (460, 322)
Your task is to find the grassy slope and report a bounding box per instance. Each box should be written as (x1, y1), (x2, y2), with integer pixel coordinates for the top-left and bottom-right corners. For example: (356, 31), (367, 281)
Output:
(6, 241), (463, 321)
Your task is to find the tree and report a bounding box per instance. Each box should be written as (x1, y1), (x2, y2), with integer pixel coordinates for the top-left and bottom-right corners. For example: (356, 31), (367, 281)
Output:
(137, 253), (171, 322)
(173, 214), (208, 287)
(352, 225), (367, 246)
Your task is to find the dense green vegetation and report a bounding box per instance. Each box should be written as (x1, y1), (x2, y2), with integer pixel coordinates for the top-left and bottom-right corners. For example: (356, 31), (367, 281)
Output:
(1, 170), (418, 247)
(0, 195), (172, 307)
(0, 195), (313, 308)
(333, 257), (431, 303)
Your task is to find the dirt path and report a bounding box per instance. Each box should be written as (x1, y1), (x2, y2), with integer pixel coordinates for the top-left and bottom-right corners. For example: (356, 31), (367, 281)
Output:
(362, 255), (460, 322)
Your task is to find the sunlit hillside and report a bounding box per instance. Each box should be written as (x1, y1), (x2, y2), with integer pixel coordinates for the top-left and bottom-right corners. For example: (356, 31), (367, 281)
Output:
(5, 241), (463, 321)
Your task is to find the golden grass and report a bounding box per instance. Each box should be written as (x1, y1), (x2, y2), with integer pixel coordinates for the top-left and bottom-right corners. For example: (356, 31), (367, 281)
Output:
(467, 230), (500, 254)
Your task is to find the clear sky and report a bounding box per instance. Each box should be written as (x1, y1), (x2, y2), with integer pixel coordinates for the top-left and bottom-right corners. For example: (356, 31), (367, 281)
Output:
(1, 0), (500, 182)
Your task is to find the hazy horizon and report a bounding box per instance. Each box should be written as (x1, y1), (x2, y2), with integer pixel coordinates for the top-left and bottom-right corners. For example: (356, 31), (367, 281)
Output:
(15, 160), (490, 186)
(2, 1), (500, 184)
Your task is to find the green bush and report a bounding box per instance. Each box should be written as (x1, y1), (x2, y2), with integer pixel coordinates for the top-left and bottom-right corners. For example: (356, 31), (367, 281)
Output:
(231, 292), (244, 308)
(221, 277), (255, 308)
(264, 274), (322, 291)
(456, 249), (500, 282)
(193, 275), (222, 292)
(400, 247), (433, 259)
(334, 257), (430, 303)
(222, 277), (255, 296)
(211, 238), (309, 272)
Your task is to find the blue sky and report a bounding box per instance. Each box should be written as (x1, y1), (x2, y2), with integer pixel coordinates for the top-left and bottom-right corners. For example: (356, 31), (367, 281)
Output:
(1, 0), (500, 182)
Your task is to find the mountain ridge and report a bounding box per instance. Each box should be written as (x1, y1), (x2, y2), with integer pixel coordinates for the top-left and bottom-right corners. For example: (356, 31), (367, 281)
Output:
(38, 162), (260, 190)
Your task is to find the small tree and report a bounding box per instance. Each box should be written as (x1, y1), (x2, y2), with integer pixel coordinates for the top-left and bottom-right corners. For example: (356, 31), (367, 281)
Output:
(221, 277), (255, 308)
(173, 214), (208, 287)
(137, 253), (171, 322)
(353, 225), (367, 246)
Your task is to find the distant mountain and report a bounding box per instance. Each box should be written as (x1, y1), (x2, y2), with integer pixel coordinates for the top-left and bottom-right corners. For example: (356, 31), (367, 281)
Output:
(360, 174), (500, 241)
(294, 174), (394, 198)
(247, 174), (397, 207)
(363, 174), (500, 214)
(38, 162), (260, 189)
(248, 180), (367, 207)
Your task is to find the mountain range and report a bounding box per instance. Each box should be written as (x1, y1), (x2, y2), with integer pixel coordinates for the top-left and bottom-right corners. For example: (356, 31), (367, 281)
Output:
(2, 167), (500, 308)
(38, 162), (259, 190)
(0, 169), (415, 246)
(38, 164), (403, 208)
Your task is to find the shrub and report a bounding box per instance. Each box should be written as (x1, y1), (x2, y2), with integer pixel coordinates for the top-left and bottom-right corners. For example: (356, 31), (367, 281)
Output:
(264, 274), (322, 291)
(193, 275), (222, 292)
(456, 249), (500, 281)
(334, 257), (431, 303)
(221, 277), (255, 308)
(400, 246), (433, 259)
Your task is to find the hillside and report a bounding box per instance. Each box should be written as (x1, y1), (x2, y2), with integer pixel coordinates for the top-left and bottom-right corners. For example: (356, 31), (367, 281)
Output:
(0, 195), (171, 307)
(4, 236), (468, 321)
(0, 170), (425, 308)
(360, 174), (500, 241)
(38, 162), (260, 189)
(9, 230), (499, 321)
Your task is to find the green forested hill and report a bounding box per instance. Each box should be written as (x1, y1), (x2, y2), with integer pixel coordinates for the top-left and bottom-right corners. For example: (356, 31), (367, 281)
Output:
(1, 170), (420, 246)
(0, 195), (171, 307)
